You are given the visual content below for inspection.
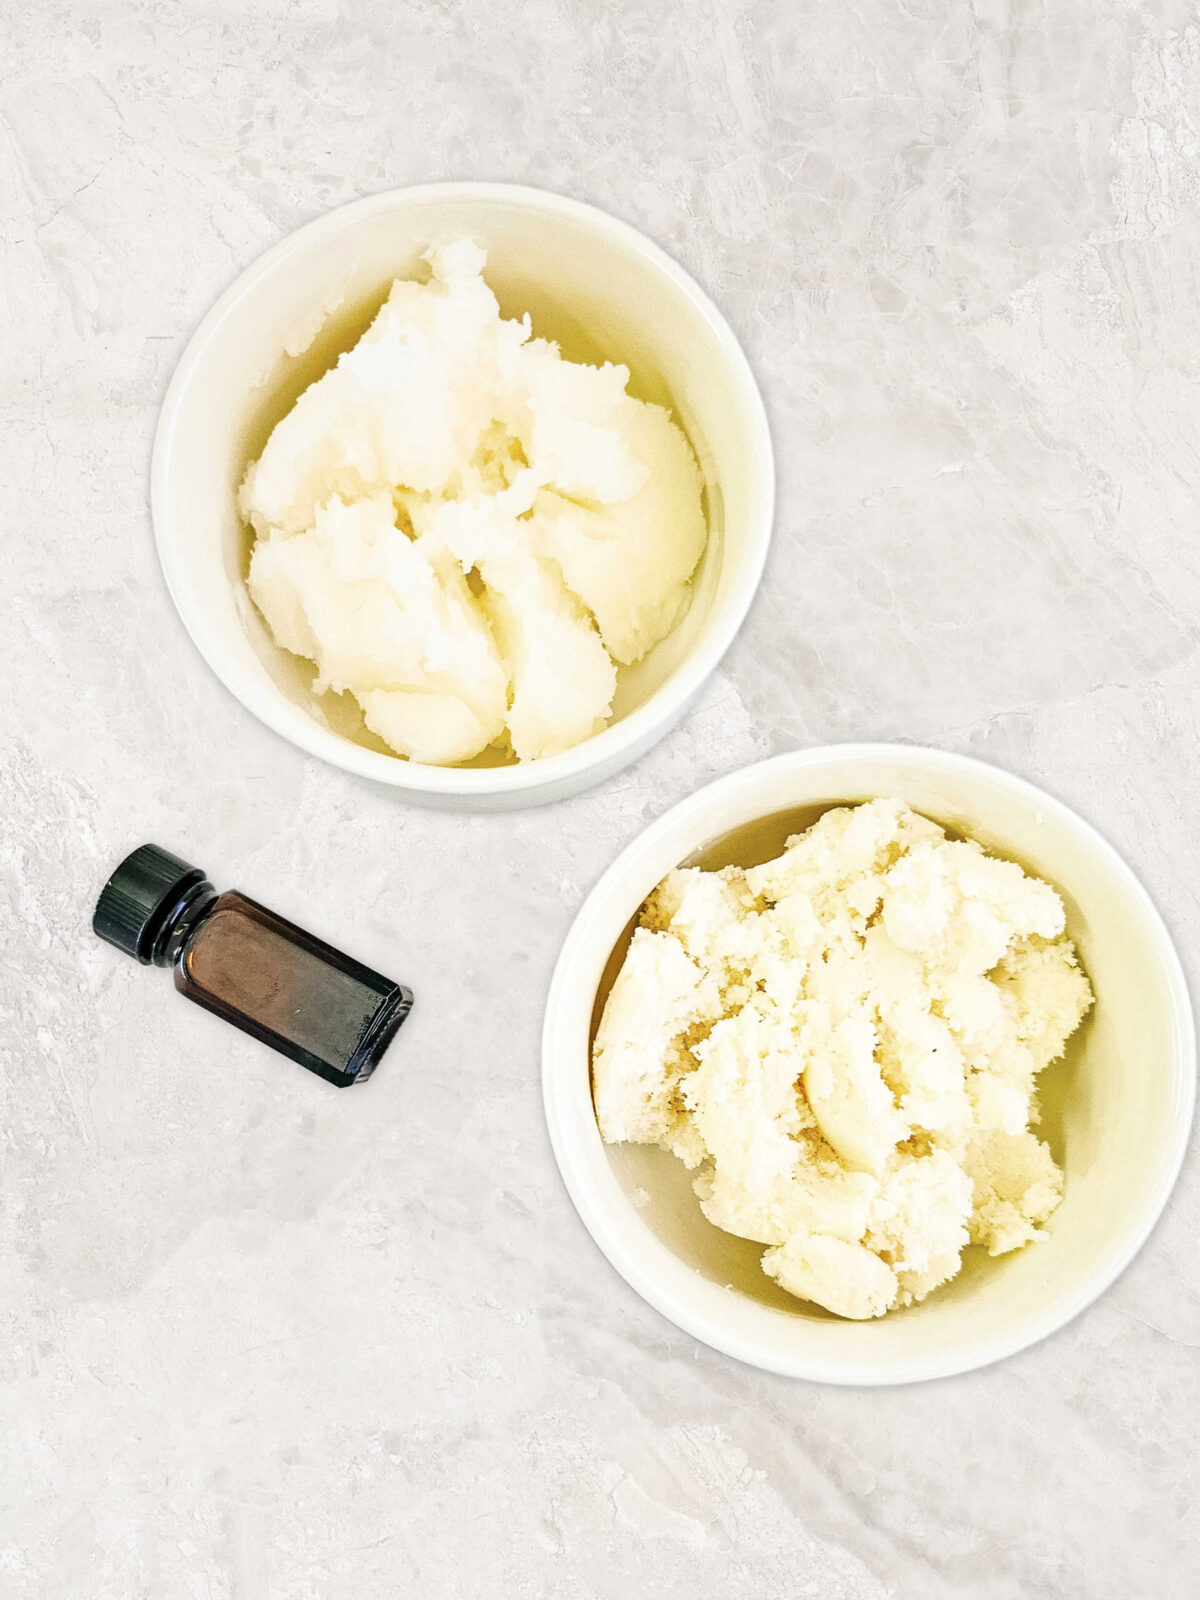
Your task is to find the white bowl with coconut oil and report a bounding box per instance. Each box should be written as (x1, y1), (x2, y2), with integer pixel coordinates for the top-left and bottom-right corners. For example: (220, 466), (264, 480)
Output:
(152, 183), (774, 809)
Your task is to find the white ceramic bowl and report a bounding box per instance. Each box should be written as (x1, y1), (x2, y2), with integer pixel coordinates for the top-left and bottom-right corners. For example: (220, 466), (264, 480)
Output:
(152, 183), (774, 809)
(542, 745), (1195, 1383)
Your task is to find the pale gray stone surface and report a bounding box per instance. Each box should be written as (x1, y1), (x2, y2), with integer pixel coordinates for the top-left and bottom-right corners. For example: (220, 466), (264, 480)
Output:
(2, 3), (1199, 1596)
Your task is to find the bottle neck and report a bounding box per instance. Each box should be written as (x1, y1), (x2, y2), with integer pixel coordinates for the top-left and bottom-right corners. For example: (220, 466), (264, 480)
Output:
(147, 877), (218, 966)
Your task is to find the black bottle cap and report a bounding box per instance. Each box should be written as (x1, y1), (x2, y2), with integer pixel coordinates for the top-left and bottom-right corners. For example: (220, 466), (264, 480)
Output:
(93, 844), (207, 964)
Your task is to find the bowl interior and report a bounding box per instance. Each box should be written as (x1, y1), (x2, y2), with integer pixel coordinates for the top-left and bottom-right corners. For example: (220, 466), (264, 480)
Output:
(157, 189), (765, 776)
(552, 751), (1193, 1379)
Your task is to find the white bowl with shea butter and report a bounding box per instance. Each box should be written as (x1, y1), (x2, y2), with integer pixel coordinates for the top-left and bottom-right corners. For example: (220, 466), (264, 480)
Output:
(152, 184), (773, 808)
(542, 745), (1195, 1383)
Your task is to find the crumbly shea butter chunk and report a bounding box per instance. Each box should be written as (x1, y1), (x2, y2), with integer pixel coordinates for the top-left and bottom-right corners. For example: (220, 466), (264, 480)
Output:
(241, 243), (707, 764)
(592, 799), (1093, 1318)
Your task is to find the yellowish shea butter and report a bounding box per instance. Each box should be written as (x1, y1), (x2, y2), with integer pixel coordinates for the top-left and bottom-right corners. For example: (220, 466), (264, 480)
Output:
(592, 799), (1093, 1319)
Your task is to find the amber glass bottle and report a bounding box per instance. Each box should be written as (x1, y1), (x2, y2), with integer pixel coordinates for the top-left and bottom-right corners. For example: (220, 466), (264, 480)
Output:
(93, 845), (412, 1087)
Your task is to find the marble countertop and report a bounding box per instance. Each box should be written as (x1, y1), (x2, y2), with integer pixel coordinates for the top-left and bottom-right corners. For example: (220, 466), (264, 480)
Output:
(3, 3), (1199, 1595)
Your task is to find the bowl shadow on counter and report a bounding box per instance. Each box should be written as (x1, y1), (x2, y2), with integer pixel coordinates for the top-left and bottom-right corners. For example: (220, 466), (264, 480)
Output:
(587, 800), (1094, 1325)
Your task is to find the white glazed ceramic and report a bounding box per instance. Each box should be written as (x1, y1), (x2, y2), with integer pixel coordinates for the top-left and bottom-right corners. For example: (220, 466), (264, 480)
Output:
(152, 183), (774, 809)
(542, 744), (1195, 1384)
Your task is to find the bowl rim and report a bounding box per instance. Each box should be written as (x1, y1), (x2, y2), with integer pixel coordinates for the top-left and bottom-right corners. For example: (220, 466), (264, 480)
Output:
(541, 742), (1197, 1383)
(150, 181), (775, 799)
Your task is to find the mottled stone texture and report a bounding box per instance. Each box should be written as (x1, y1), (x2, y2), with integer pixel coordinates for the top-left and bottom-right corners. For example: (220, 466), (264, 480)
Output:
(2, 3), (1199, 1596)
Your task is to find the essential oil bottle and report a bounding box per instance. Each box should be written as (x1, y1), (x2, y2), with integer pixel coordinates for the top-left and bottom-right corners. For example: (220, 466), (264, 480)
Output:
(93, 844), (412, 1087)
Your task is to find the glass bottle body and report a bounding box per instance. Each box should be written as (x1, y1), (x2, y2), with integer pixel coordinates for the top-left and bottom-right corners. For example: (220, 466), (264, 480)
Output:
(173, 891), (411, 1087)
